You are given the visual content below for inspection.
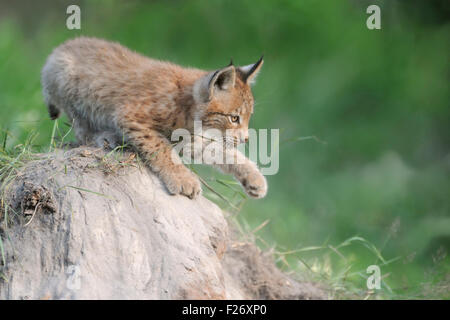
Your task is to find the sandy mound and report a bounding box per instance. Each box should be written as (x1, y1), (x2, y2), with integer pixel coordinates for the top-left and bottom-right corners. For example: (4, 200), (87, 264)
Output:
(0, 147), (324, 300)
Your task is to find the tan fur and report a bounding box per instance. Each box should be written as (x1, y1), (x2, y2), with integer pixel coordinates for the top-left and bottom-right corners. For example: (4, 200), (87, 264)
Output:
(41, 37), (267, 199)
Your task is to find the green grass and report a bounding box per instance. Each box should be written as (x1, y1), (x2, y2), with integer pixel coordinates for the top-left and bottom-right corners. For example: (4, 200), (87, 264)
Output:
(0, 124), (448, 299)
(0, 0), (449, 299)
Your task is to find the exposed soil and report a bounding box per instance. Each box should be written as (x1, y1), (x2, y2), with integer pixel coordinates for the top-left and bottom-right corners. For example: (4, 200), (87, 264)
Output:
(0, 147), (325, 300)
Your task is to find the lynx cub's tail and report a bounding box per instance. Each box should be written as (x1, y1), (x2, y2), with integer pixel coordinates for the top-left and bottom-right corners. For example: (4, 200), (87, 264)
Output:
(47, 104), (61, 120)
(41, 53), (62, 120)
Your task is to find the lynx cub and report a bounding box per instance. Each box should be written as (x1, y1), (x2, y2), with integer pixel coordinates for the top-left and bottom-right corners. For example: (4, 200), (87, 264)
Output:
(41, 37), (267, 199)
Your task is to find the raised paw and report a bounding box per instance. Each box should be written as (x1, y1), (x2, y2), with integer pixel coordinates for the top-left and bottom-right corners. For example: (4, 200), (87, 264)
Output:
(159, 166), (202, 199)
(241, 170), (268, 199)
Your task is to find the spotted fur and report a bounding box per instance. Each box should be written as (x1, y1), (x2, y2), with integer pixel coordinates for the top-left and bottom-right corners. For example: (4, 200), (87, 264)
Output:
(41, 37), (267, 199)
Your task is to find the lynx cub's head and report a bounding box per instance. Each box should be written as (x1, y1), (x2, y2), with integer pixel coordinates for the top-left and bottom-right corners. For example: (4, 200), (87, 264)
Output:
(193, 57), (263, 146)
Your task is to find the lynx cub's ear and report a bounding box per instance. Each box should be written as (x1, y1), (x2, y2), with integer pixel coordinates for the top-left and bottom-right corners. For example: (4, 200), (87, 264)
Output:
(237, 56), (264, 85)
(194, 65), (236, 103)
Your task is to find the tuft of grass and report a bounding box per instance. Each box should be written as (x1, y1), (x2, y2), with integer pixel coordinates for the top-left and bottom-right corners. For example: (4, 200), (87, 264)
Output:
(249, 226), (448, 299)
(207, 183), (448, 300)
(0, 121), (76, 226)
(0, 129), (43, 282)
(0, 125), (448, 299)
(0, 129), (40, 222)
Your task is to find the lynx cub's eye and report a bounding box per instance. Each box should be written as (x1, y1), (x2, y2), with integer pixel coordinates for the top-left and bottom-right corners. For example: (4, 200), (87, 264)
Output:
(230, 115), (240, 124)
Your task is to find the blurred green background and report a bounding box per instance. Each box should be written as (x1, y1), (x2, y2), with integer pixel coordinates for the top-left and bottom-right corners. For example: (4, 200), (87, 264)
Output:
(0, 0), (448, 298)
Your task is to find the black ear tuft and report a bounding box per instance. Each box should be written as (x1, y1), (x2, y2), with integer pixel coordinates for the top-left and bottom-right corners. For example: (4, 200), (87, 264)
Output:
(238, 55), (264, 84)
(247, 55), (263, 76)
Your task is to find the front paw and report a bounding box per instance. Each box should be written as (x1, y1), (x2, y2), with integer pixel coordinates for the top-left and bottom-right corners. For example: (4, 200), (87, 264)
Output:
(159, 166), (202, 199)
(241, 170), (268, 199)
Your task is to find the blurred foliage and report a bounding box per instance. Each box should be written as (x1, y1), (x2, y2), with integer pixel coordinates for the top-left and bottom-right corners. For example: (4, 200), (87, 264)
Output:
(0, 0), (449, 298)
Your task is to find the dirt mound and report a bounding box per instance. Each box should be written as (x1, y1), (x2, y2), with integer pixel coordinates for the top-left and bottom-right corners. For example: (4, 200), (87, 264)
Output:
(0, 147), (324, 300)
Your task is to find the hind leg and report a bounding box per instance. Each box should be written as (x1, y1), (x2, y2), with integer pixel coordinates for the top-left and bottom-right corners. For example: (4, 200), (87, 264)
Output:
(72, 120), (120, 149)
(93, 131), (121, 149)
(71, 117), (96, 146)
